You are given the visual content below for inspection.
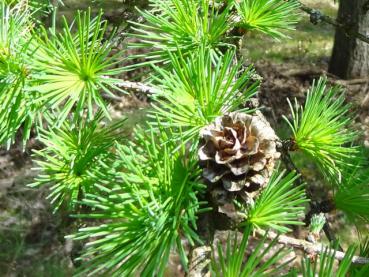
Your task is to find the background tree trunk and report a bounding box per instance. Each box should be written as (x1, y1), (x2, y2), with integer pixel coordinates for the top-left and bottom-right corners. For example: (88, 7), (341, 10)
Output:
(329, 0), (369, 79)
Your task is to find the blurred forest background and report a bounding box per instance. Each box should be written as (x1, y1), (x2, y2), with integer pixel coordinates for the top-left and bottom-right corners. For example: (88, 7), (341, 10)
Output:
(1, 0), (368, 276)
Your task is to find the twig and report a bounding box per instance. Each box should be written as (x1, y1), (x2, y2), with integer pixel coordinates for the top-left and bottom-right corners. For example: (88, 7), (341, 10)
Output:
(279, 140), (342, 250)
(188, 246), (211, 277)
(296, 0), (369, 44)
(101, 80), (152, 101)
(187, 227), (369, 277)
(102, 93), (122, 101)
(256, 229), (369, 265)
(333, 78), (369, 86)
(115, 80), (159, 94)
(187, 203), (216, 277)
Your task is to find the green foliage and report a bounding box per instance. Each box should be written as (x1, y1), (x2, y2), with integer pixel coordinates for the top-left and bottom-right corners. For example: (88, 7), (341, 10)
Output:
(150, 47), (258, 145)
(298, 241), (369, 276)
(0, 76), (41, 148)
(350, 238), (369, 276)
(128, 0), (231, 67)
(1, 5), (125, 147)
(30, 9), (125, 124)
(0, 2), (37, 146)
(0, 1), (31, 49)
(211, 225), (291, 276)
(241, 169), (308, 233)
(68, 128), (207, 276)
(309, 213), (326, 234)
(30, 111), (125, 212)
(2, 0), (368, 275)
(284, 77), (359, 181)
(234, 0), (301, 39)
(334, 164), (369, 223)
(299, 245), (356, 277)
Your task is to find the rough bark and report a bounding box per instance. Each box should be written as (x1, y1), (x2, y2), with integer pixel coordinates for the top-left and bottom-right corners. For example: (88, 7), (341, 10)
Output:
(329, 0), (369, 79)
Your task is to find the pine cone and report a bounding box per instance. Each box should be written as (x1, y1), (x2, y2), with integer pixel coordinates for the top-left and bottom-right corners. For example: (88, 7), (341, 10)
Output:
(199, 112), (280, 195)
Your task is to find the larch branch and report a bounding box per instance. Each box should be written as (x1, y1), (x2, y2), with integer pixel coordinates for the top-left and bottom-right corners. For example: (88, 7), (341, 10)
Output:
(296, 0), (369, 44)
(111, 80), (369, 269)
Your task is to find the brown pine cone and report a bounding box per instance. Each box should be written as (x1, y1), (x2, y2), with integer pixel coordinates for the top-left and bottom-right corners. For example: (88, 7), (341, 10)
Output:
(198, 112), (280, 196)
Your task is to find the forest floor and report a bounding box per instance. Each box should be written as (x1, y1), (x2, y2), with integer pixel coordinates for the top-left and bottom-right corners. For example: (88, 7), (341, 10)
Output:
(1, 0), (369, 276)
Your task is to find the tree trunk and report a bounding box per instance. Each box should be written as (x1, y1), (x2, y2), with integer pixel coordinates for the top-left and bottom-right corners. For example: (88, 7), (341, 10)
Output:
(329, 0), (369, 79)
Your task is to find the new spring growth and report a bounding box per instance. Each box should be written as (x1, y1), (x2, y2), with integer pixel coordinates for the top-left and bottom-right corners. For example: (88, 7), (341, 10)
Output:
(308, 213), (326, 243)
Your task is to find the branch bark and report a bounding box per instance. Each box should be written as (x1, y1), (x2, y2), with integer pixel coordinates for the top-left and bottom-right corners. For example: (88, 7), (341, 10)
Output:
(297, 0), (369, 44)
(257, 229), (369, 265)
(115, 80), (159, 94)
(188, 246), (211, 277)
